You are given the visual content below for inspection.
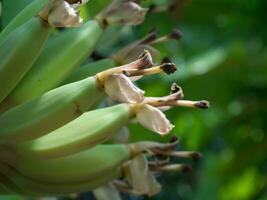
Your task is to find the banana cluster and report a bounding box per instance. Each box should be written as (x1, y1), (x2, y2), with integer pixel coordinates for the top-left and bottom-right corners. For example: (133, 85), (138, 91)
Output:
(0, 0), (209, 198)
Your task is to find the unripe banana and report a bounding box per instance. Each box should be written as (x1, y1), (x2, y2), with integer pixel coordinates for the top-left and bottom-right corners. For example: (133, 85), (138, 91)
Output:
(8, 19), (103, 104)
(8, 0), (148, 104)
(0, 51), (154, 142)
(0, 17), (52, 103)
(0, 163), (121, 196)
(62, 58), (116, 85)
(2, 144), (130, 183)
(0, 77), (104, 142)
(0, 0), (86, 104)
(15, 104), (132, 159)
(0, 0), (48, 41)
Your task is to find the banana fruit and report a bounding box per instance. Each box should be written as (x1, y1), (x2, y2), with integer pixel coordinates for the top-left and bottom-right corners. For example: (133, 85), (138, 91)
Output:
(62, 58), (116, 85)
(0, 0), (48, 41)
(0, 17), (52, 103)
(0, 163), (121, 196)
(0, 51), (153, 143)
(7, 144), (132, 183)
(0, 77), (104, 142)
(0, 0), (86, 104)
(8, 0), (148, 104)
(15, 104), (132, 159)
(9, 20), (103, 104)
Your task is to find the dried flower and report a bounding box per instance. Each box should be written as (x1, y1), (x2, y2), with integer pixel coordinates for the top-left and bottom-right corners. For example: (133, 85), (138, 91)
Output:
(39, 0), (86, 27)
(104, 74), (145, 103)
(136, 104), (174, 135)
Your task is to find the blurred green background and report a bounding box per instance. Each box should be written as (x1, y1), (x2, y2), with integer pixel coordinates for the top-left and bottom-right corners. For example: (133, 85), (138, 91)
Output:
(1, 0), (267, 200)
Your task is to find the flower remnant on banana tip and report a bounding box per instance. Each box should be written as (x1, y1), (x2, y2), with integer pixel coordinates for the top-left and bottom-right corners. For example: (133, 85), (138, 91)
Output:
(38, 0), (87, 27)
(127, 83), (209, 136)
(96, 50), (153, 85)
(105, 74), (145, 104)
(95, 0), (148, 28)
(112, 29), (183, 65)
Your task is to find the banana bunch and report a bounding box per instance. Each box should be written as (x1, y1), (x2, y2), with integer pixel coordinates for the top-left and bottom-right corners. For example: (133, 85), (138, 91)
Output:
(0, 0), (210, 198)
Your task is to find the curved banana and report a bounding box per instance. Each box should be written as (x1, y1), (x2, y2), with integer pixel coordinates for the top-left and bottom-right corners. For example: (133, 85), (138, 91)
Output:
(0, 163), (121, 196)
(8, 0), (148, 104)
(3, 144), (130, 183)
(0, 77), (104, 142)
(0, 0), (48, 41)
(62, 58), (116, 85)
(0, 141), (177, 183)
(9, 19), (103, 104)
(0, 17), (52, 103)
(0, 0), (86, 104)
(15, 104), (132, 159)
(0, 50), (153, 142)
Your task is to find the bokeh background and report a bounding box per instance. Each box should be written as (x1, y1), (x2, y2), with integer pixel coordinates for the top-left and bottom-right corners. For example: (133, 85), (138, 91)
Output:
(1, 0), (267, 200)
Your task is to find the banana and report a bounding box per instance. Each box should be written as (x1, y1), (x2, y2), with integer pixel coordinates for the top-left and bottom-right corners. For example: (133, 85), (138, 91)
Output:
(0, 163), (121, 196)
(0, 77), (104, 142)
(15, 104), (132, 159)
(63, 29), (181, 85)
(11, 144), (130, 183)
(0, 51), (153, 143)
(0, 0), (48, 41)
(0, 141), (178, 183)
(0, 17), (52, 104)
(0, 0), (86, 104)
(8, 20), (103, 104)
(62, 58), (116, 85)
(8, 0), (148, 104)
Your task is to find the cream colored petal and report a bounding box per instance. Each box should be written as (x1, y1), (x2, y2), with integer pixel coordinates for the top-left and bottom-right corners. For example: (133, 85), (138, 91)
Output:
(104, 74), (145, 103)
(48, 0), (83, 27)
(93, 183), (121, 200)
(136, 104), (174, 135)
(96, 1), (147, 26)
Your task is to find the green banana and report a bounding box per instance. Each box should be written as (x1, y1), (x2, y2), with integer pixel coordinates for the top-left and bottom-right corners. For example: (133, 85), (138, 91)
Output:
(1, 0), (35, 28)
(8, 0), (148, 104)
(15, 104), (132, 159)
(0, 0), (48, 41)
(3, 143), (144, 183)
(0, 77), (104, 142)
(0, 0), (86, 104)
(0, 50), (153, 142)
(0, 163), (121, 196)
(0, 141), (177, 183)
(62, 58), (116, 84)
(8, 19), (103, 104)
(0, 17), (52, 103)
(62, 30), (175, 85)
